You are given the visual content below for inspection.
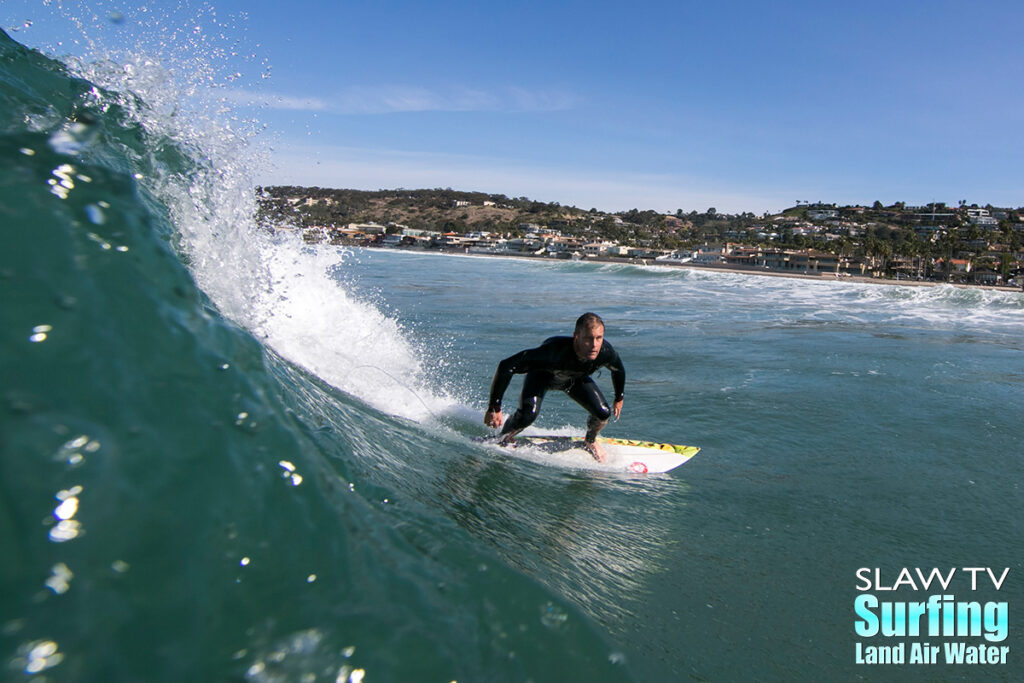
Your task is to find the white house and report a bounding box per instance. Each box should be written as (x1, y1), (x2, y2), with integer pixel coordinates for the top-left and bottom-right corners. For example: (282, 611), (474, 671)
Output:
(583, 241), (616, 256)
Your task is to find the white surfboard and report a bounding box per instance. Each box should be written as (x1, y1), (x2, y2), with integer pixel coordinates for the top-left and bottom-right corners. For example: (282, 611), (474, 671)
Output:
(490, 435), (700, 473)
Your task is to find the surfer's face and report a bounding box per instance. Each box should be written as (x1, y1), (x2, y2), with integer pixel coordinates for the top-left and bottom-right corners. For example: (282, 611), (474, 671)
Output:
(573, 324), (604, 361)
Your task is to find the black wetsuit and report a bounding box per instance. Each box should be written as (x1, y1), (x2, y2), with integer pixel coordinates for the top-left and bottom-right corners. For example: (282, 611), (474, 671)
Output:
(488, 336), (626, 436)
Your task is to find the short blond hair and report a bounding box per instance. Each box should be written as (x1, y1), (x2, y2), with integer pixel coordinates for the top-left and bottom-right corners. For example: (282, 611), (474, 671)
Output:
(575, 312), (604, 334)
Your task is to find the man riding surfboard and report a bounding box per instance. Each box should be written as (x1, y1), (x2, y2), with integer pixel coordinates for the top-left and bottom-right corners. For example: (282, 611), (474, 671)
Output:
(484, 312), (625, 461)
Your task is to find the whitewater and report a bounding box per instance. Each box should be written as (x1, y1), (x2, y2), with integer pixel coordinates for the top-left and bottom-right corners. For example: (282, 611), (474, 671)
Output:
(2, 14), (1024, 683)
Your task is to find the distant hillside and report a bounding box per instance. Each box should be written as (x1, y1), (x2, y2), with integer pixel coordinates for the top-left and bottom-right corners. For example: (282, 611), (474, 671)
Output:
(257, 186), (594, 234)
(257, 187), (1024, 270)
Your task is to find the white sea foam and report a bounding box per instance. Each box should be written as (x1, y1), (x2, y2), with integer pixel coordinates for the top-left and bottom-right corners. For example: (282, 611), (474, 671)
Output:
(656, 267), (1023, 333)
(251, 239), (457, 421)
(52, 3), (453, 423)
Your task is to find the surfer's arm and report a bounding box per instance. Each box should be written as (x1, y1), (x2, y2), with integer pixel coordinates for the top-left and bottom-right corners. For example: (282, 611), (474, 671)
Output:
(485, 353), (524, 428)
(601, 345), (625, 420)
(487, 348), (540, 412)
(487, 352), (520, 412)
(485, 340), (560, 426)
(604, 346), (626, 403)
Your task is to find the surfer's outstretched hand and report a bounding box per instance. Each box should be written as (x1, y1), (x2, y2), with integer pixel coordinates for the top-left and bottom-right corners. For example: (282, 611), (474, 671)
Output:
(613, 398), (623, 420)
(484, 408), (504, 429)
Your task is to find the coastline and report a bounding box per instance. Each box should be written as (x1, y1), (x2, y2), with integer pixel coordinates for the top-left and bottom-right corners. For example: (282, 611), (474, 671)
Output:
(364, 245), (1024, 294)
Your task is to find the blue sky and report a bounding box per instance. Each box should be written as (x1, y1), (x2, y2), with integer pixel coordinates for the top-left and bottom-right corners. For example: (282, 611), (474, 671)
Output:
(5, 0), (1023, 213)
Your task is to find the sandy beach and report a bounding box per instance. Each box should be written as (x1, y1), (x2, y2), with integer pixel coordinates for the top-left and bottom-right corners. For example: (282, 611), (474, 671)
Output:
(384, 246), (1024, 294)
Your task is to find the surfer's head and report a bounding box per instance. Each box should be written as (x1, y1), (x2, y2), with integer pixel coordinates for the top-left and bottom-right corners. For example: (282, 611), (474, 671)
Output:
(573, 312), (605, 361)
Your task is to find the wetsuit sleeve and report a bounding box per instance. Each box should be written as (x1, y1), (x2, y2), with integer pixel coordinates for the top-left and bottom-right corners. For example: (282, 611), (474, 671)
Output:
(487, 338), (567, 410)
(487, 350), (530, 411)
(604, 345), (626, 402)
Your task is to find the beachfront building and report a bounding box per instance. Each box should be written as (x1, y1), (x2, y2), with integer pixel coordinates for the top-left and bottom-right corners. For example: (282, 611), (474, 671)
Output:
(543, 236), (584, 256)
(974, 270), (1001, 286)
(349, 222), (387, 234)
(721, 245), (866, 275)
(656, 250), (697, 263)
(932, 258), (973, 282)
(401, 228), (442, 242)
(723, 246), (762, 268)
(439, 232), (474, 248)
(506, 236), (544, 252)
(762, 249), (788, 270)
(583, 241), (617, 257)
(693, 246), (726, 264)
(627, 247), (663, 259)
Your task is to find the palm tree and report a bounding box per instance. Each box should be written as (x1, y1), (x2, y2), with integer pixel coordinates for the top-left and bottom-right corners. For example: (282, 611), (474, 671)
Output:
(938, 230), (959, 282)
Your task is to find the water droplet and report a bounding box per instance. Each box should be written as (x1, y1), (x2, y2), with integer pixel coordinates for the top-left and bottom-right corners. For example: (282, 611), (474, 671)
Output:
(54, 497), (78, 520)
(48, 519), (81, 543)
(85, 204), (106, 225)
(86, 232), (112, 250)
(45, 563), (73, 594)
(48, 164), (76, 198)
(540, 602), (568, 630)
(29, 324), (52, 343)
(278, 461), (302, 486)
(23, 640), (63, 674)
(55, 437), (91, 467)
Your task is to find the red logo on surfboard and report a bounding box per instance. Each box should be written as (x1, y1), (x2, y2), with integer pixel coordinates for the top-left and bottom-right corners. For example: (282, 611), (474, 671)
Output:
(628, 462), (648, 473)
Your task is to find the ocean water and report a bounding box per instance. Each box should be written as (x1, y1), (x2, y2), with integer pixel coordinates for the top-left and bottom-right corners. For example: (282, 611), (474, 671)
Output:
(2, 22), (1024, 683)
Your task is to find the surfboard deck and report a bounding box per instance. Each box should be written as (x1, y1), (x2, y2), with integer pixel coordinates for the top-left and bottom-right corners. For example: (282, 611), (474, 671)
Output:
(479, 435), (700, 473)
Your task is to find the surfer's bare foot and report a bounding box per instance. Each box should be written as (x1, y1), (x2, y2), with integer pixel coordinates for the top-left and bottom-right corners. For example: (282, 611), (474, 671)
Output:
(583, 440), (606, 462)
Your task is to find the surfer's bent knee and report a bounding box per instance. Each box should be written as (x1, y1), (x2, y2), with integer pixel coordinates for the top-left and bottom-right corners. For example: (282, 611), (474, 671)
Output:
(503, 395), (541, 433)
(590, 402), (611, 422)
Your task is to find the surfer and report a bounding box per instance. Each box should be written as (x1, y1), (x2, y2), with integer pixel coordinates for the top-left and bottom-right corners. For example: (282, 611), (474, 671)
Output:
(484, 312), (625, 461)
